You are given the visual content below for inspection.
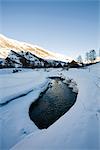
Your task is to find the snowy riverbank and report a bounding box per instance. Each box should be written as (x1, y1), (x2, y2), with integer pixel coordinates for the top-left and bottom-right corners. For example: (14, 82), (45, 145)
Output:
(0, 63), (100, 150)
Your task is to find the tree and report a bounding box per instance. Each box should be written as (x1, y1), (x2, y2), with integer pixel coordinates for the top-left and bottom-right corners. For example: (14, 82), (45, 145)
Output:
(89, 50), (96, 63)
(85, 50), (96, 63)
(85, 52), (89, 63)
(77, 55), (83, 63)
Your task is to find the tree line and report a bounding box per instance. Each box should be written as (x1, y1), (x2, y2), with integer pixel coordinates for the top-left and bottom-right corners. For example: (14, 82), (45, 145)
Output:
(77, 49), (100, 64)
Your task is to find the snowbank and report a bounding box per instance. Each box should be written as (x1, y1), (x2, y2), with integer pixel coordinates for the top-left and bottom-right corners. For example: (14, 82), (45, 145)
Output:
(0, 63), (100, 150)
(0, 69), (48, 104)
(12, 63), (100, 150)
(0, 69), (50, 149)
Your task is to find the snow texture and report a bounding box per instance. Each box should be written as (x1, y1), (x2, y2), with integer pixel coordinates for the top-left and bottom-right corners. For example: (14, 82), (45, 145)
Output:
(0, 63), (100, 150)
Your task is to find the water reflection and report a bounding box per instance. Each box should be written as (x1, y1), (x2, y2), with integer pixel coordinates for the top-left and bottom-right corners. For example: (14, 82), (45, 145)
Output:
(29, 78), (77, 129)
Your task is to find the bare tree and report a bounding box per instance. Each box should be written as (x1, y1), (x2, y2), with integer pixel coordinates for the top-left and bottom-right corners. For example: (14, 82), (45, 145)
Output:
(85, 52), (89, 63)
(77, 55), (83, 63)
(89, 50), (96, 63)
(85, 50), (96, 63)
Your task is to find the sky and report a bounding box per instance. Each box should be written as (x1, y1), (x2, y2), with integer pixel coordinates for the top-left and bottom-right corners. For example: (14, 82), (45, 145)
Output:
(0, 0), (100, 58)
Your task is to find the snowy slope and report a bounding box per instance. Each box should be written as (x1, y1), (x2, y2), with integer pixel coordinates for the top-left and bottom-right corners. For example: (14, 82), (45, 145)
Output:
(0, 69), (49, 104)
(0, 69), (50, 150)
(0, 63), (100, 150)
(1, 49), (68, 68)
(0, 34), (71, 62)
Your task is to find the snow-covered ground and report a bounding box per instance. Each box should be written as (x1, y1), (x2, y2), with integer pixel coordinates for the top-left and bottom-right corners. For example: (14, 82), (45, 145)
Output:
(0, 63), (100, 150)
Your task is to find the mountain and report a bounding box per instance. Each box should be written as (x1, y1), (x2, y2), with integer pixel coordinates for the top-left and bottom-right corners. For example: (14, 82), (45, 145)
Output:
(0, 34), (71, 62)
(0, 34), (72, 68)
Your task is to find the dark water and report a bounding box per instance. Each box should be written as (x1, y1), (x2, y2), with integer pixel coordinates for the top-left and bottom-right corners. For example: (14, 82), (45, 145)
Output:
(29, 77), (77, 129)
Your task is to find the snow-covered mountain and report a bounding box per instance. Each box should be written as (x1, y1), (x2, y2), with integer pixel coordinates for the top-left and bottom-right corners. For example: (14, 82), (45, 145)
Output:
(0, 49), (69, 68)
(0, 34), (71, 62)
(0, 34), (73, 68)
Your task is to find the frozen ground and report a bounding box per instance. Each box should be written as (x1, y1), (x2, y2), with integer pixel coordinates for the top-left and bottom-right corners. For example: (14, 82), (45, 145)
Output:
(0, 63), (100, 150)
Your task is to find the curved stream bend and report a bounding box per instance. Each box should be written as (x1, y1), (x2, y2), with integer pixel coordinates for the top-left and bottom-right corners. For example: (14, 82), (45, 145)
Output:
(29, 77), (78, 129)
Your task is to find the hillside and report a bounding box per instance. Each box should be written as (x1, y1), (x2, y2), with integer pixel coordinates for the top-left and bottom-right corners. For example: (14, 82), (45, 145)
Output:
(0, 34), (73, 68)
(0, 34), (71, 62)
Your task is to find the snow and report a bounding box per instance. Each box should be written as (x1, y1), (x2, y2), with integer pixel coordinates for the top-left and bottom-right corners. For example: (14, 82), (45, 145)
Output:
(0, 69), (50, 149)
(0, 34), (72, 62)
(0, 48), (11, 59)
(0, 63), (100, 150)
(0, 69), (49, 104)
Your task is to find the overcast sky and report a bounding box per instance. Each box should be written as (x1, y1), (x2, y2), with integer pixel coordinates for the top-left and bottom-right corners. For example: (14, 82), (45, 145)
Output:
(0, 0), (100, 58)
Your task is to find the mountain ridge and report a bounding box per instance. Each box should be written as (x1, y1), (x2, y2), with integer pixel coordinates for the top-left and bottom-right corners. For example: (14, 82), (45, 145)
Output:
(0, 34), (72, 62)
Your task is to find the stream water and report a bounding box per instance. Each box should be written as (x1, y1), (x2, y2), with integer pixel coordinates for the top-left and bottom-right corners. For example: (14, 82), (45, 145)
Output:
(29, 77), (77, 129)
